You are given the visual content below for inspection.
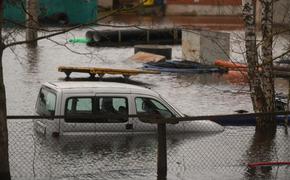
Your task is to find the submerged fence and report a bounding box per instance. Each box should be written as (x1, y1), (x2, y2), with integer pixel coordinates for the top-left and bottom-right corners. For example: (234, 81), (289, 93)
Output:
(7, 112), (290, 180)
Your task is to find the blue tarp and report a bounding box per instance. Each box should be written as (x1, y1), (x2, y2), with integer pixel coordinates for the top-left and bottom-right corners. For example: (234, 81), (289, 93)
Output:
(142, 60), (227, 73)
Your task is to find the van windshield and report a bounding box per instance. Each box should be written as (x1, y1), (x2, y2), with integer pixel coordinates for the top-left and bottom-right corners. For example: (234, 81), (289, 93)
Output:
(36, 88), (56, 116)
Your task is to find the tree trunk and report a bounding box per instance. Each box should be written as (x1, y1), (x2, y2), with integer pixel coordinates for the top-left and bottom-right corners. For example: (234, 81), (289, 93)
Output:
(243, 0), (263, 113)
(26, 0), (38, 47)
(259, 0), (276, 129)
(255, 0), (262, 28)
(0, 2), (11, 179)
(0, 47), (10, 180)
(243, 0), (276, 132)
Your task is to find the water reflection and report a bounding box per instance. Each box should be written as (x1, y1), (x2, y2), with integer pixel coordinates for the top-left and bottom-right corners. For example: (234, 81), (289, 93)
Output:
(245, 130), (277, 179)
(30, 132), (221, 178)
(174, 73), (226, 87)
(31, 134), (158, 178)
(35, 132), (219, 157)
(26, 47), (40, 74)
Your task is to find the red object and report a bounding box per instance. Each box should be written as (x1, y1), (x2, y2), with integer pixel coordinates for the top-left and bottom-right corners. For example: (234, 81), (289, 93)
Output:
(248, 162), (290, 168)
(214, 59), (249, 83)
(214, 59), (248, 71)
(167, 0), (242, 5)
(223, 70), (248, 83)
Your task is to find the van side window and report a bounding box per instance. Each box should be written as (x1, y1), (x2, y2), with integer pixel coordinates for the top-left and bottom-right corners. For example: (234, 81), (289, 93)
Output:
(64, 96), (128, 123)
(36, 88), (56, 116)
(67, 98), (92, 112)
(135, 97), (174, 120)
(65, 97), (94, 122)
(97, 97), (128, 123)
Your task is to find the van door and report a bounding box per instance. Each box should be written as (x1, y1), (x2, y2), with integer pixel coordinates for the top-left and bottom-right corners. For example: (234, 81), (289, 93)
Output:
(94, 95), (134, 133)
(34, 86), (59, 135)
(132, 96), (157, 133)
(61, 94), (96, 133)
(132, 96), (176, 133)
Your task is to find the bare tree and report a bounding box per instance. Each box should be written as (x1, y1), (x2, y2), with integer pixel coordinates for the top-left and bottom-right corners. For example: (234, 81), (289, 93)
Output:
(243, 0), (276, 132)
(0, 1), (11, 178)
(260, 0), (276, 128)
(0, 0), (10, 176)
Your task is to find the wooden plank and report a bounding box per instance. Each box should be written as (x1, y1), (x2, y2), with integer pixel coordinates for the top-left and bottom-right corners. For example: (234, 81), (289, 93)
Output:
(129, 52), (166, 63)
(58, 66), (160, 78)
(89, 67), (160, 75)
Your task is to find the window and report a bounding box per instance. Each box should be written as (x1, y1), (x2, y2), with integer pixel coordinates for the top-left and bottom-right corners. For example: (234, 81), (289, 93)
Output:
(67, 98), (92, 112)
(135, 97), (174, 119)
(36, 88), (56, 116)
(65, 97), (94, 122)
(64, 96), (128, 123)
(97, 97), (128, 123)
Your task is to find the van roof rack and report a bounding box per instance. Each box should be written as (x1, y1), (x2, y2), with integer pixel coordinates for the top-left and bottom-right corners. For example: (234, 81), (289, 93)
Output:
(58, 66), (160, 80)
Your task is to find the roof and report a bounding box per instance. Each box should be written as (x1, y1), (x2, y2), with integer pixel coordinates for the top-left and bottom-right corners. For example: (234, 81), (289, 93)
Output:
(43, 81), (159, 96)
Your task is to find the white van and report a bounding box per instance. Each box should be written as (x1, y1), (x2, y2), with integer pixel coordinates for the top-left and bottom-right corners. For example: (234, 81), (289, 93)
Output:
(34, 81), (223, 136)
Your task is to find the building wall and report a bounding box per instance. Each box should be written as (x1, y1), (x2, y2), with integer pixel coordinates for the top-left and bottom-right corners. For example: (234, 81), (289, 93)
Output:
(166, 0), (290, 25)
(166, 0), (242, 16)
(166, 5), (242, 16)
(167, 0), (242, 5)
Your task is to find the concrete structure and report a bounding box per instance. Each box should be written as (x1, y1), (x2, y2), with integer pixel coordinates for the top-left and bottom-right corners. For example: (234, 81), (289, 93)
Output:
(99, 0), (290, 25)
(182, 29), (230, 64)
(98, 0), (242, 16)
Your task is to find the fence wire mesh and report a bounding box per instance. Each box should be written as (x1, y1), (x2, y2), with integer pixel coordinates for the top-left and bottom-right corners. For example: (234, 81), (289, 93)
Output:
(7, 119), (290, 180)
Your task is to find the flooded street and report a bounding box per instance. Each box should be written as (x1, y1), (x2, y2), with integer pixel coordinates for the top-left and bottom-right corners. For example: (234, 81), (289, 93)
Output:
(4, 29), (256, 116)
(3, 28), (290, 179)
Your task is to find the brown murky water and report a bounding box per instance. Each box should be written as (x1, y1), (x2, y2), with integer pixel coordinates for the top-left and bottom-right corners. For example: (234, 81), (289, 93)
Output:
(4, 28), (290, 179)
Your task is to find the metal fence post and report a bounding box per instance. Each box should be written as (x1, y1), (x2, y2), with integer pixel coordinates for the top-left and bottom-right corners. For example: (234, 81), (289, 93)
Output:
(157, 123), (167, 180)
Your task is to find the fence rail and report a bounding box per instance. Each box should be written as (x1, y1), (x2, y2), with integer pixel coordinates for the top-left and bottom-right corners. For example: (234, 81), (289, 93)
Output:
(7, 110), (290, 120)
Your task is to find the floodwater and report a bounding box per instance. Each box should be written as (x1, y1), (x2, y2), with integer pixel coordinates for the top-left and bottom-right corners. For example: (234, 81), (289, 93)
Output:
(3, 28), (290, 180)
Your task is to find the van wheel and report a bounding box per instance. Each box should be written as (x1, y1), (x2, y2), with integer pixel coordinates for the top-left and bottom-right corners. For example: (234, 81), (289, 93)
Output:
(52, 132), (60, 138)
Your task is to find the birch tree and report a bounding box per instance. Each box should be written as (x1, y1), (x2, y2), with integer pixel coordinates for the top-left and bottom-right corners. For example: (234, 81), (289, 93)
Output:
(243, 0), (276, 132)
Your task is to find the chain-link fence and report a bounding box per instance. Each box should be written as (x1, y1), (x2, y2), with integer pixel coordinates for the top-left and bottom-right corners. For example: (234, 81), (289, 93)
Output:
(7, 117), (290, 180)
